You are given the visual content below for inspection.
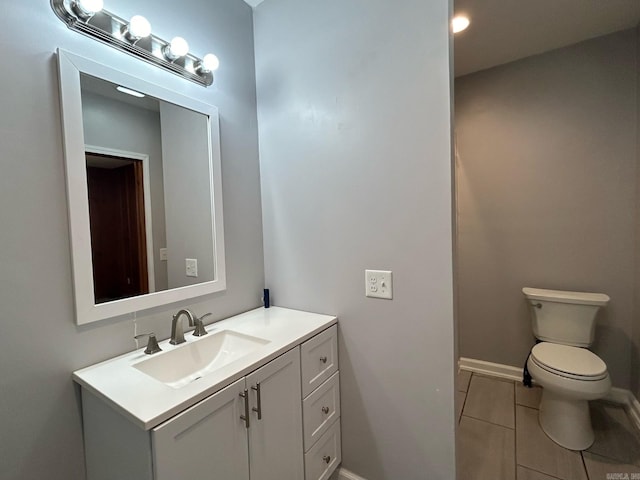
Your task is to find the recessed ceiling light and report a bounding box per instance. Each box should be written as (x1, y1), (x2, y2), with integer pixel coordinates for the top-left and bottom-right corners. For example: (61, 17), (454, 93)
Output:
(452, 15), (470, 34)
(116, 86), (145, 98)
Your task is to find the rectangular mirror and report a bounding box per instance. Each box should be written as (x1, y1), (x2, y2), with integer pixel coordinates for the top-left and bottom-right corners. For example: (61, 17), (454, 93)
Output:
(57, 49), (226, 325)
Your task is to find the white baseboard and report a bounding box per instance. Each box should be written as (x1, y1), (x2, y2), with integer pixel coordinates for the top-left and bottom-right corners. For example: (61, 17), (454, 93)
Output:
(628, 393), (640, 431)
(458, 357), (640, 432)
(458, 357), (524, 382)
(337, 467), (367, 480)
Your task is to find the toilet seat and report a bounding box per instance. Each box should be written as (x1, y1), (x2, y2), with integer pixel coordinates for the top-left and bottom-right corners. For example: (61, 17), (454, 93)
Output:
(530, 343), (608, 381)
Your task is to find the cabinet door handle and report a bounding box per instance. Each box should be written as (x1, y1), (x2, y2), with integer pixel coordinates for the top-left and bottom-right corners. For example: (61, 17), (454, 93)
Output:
(320, 356), (328, 364)
(323, 455), (331, 464)
(239, 390), (250, 428)
(322, 406), (330, 414)
(251, 383), (262, 420)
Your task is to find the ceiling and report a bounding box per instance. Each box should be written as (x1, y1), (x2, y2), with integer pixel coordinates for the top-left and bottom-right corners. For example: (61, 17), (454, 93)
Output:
(454, 0), (640, 77)
(242, 1), (640, 77)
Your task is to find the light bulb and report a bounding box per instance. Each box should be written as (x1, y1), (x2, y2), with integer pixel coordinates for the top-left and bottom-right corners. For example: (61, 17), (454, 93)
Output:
(128, 15), (151, 39)
(200, 54), (220, 73)
(116, 86), (145, 98)
(164, 37), (189, 60)
(73, 0), (103, 17)
(452, 16), (470, 34)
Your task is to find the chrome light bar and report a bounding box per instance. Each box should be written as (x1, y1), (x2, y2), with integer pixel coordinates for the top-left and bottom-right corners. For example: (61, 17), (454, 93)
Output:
(50, 0), (215, 87)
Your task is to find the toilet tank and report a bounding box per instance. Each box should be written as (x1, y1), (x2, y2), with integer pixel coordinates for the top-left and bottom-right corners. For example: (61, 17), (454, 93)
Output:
(522, 287), (609, 347)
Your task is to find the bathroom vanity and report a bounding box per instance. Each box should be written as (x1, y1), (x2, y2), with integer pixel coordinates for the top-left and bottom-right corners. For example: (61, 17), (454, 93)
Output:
(74, 307), (340, 480)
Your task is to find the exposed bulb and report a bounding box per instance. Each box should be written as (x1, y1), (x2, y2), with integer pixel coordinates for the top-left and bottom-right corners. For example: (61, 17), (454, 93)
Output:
(73, 0), (103, 17)
(128, 15), (151, 39)
(201, 54), (220, 73)
(164, 37), (189, 60)
(452, 15), (470, 34)
(116, 86), (145, 98)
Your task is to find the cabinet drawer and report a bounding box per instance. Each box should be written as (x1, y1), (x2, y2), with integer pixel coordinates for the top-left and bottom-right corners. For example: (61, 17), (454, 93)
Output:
(301, 325), (338, 397)
(303, 371), (340, 451)
(304, 419), (341, 480)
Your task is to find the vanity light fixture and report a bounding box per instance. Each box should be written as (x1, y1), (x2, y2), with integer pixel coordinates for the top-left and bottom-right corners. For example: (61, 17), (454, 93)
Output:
(71, 0), (103, 19)
(50, 0), (217, 87)
(198, 53), (220, 74)
(116, 86), (145, 98)
(163, 36), (189, 61)
(122, 15), (152, 43)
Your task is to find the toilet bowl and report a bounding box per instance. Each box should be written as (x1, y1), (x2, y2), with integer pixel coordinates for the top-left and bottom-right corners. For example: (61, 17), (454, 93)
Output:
(526, 342), (610, 450)
(522, 287), (611, 451)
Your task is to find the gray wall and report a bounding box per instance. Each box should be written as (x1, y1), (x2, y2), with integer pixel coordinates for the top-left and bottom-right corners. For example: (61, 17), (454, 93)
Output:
(160, 102), (215, 288)
(455, 30), (637, 389)
(254, 1), (456, 479)
(81, 90), (169, 291)
(0, 0), (263, 478)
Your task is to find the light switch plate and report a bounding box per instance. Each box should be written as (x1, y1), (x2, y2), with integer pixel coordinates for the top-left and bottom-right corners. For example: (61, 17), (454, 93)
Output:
(365, 270), (393, 299)
(159, 248), (167, 261)
(186, 258), (198, 277)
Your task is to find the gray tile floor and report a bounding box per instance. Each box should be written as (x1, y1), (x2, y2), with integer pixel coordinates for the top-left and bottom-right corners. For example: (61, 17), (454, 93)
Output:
(456, 371), (640, 480)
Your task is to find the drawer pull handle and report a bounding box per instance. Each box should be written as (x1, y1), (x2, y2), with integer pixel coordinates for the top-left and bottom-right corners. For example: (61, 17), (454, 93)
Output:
(322, 406), (330, 414)
(320, 356), (328, 364)
(251, 383), (262, 420)
(323, 455), (331, 464)
(239, 390), (250, 429)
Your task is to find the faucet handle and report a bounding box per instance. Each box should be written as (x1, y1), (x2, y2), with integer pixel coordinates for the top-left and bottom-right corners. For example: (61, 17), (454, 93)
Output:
(192, 313), (212, 337)
(134, 332), (162, 355)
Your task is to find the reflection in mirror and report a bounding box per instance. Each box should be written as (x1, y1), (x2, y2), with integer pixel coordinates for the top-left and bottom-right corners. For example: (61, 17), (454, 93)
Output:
(57, 49), (226, 325)
(79, 75), (215, 303)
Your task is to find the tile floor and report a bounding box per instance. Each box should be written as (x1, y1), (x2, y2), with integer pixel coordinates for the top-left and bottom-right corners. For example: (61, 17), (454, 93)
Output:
(456, 370), (640, 480)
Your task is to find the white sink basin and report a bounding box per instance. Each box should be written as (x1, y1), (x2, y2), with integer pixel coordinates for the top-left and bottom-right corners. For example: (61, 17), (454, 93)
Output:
(133, 330), (270, 388)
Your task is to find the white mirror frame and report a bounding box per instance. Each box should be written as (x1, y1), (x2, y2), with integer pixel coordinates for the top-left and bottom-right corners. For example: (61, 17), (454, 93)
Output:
(57, 49), (226, 325)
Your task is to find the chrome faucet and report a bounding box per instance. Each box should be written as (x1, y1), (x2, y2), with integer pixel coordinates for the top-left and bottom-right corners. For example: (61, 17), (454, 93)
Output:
(170, 309), (196, 345)
(193, 312), (212, 337)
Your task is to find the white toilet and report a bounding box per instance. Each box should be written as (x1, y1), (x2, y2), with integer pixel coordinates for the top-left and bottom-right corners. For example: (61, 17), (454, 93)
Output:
(523, 287), (611, 451)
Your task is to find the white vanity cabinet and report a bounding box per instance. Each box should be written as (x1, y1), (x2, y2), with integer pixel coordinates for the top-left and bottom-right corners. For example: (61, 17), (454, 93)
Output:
(77, 309), (340, 480)
(246, 348), (304, 480)
(152, 377), (250, 480)
(300, 325), (341, 480)
(152, 348), (302, 480)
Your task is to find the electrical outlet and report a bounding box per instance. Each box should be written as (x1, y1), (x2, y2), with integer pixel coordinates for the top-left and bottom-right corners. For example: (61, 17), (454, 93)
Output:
(365, 269), (393, 299)
(186, 258), (198, 277)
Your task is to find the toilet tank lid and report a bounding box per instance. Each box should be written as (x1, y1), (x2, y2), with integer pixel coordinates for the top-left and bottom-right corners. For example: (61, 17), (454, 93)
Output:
(522, 287), (609, 306)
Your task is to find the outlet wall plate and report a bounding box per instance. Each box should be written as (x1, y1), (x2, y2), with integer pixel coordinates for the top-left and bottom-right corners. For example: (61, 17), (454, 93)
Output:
(365, 270), (393, 299)
(186, 258), (198, 277)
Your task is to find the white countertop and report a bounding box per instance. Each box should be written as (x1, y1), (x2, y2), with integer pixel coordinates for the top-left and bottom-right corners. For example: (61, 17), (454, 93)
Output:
(73, 306), (337, 430)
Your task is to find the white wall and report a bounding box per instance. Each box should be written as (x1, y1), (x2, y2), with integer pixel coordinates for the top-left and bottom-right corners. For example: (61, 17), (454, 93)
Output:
(159, 102), (215, 288)
(82, 90), (169, 291)
(455, 30), (637, 389)
(0, 1), (263, 478)
(254, 1), (456, 478)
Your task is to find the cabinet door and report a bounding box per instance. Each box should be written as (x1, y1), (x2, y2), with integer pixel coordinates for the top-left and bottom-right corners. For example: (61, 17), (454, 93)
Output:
(152, 378), (250, 480)
(246, 348), (304, 480)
